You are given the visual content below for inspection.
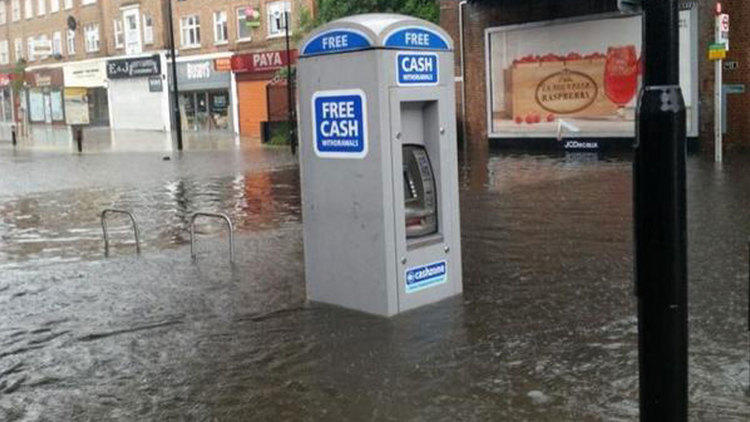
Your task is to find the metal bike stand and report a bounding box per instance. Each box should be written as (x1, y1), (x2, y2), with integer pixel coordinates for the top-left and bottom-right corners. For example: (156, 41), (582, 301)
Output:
(190, 212), (234, 263)
(101, 209), (141, 257)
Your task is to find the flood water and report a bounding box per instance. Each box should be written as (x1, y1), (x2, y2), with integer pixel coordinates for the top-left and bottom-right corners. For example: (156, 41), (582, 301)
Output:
(0, 139), (748, 420)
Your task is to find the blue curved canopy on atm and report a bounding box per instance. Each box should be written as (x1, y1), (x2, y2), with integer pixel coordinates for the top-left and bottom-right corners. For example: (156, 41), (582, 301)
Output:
(300, 14), (453, 57)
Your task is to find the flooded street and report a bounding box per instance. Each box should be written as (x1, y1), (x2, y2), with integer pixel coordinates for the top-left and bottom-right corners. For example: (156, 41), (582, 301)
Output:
(0, 138), (748, 420)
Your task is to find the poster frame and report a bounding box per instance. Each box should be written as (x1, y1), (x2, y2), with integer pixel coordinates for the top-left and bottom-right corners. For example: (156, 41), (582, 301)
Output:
(483, 9), (700, 140)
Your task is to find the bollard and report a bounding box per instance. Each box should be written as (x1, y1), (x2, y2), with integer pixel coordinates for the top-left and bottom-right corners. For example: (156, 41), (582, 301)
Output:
(11, 125), (16, 146)
(74, 125), (83, 153)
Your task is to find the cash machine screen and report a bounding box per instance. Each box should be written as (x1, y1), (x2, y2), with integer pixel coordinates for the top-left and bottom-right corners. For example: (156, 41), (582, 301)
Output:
(402, 145), (438, 238)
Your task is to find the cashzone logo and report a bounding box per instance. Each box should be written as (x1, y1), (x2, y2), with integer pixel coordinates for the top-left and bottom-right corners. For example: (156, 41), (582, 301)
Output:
(405, 260), (447, 293)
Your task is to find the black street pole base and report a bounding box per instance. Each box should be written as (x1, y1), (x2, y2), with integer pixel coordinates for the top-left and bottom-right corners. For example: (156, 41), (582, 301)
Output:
(634, 85), (688, 421)
(74, 126), (84, 153)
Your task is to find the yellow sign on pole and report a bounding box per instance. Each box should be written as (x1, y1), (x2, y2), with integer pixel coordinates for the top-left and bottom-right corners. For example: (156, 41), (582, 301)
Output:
(709, 43), (727, 61)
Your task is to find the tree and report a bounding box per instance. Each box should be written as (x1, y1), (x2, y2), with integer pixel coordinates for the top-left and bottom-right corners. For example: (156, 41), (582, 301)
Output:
(314, 0), (439, 25)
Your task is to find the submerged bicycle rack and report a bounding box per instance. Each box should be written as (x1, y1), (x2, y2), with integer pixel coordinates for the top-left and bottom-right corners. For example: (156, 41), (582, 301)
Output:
(101, 209), (141, 257)
(190, 212), (234, 263)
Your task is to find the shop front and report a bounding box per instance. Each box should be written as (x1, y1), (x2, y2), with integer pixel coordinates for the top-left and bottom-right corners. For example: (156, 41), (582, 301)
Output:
(0, 73), (15, 138)
(171, 57), (233, 133)
(63, 59), (110, 127)
(106, 54), (171, 132)
(26, 68), (65, 126)
(231, 49), (297, 138)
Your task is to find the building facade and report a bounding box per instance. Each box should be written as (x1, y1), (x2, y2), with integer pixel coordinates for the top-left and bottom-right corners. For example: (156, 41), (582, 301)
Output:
(440, 0), (750, 152)
(0, 0), (313, 140)
(170, 0), (312, 137)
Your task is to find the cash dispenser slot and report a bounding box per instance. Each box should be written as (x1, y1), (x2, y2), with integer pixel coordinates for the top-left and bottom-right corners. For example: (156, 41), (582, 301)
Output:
(398, 100), (443, 250)
(403, 145), (438, 238)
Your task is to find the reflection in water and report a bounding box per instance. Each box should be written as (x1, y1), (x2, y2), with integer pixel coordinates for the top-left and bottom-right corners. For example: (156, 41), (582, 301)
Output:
(0, 146), (748, 420)
(0, 168), (300, 268)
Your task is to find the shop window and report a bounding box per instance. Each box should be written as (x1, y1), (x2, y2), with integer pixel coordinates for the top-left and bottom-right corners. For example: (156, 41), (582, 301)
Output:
(50, 0), (59, 13)
(213, 11), (228, 44)
(64, 0), (71, 9)
(267, 1), (290, 38)
(24, 0), (32, 19)
(11, 0), (20, 22)
(0, 2), (7, 24)
(143, 13), (154, 44)
(0, 41), (8, 65)
(114, 18), (124, 48)
(84, 23), (99, 52)
(28, 90), (45, 122)
(210, 91), (230, 130)
(1, 89), (12, 122)
(52, 31), (62, 56)
(66, 29), (75, 54)
(50, 89), (64, 121)
(81, 0), (96, 5)
(36, 0), (44, 16)
(180, 14), (200, 48)
(236, 6), (260, 42)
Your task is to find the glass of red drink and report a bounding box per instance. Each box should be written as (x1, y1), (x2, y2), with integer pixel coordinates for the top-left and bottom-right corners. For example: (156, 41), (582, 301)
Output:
(604, 45), (639, 115)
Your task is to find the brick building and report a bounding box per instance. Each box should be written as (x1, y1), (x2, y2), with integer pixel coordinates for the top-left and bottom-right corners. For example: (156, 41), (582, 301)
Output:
(170, 0), (314, 137)
(0, 0), (313, 139)
(440, 0), (750, 152)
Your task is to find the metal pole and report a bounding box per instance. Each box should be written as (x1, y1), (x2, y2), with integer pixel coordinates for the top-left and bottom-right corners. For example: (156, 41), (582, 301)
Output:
(714, 15), (723, 163)
(166, 0), (183, 151)
(285, 11), (296, 155)
(458, 1), (467, 149)
(75, 125), (83, 153)
(635, 1), (688, 420)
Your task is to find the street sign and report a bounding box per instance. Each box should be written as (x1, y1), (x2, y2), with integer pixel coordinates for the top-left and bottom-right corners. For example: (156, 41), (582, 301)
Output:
(724, 84), (745, 94)
(709, 43), (727, 60)
(716, 13), (729, 50)
(617, 0), (641, 13)
(724, 61), (738, 70)
(148, 76), (163, 92)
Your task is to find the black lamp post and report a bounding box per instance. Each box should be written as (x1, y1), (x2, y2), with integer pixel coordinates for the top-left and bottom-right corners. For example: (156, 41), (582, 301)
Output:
(634, 0), (688, 420)
(166, 0), (183, 151)
(284, 11), (296, 155)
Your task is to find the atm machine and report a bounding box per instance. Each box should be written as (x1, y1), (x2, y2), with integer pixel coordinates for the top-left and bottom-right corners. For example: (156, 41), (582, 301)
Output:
(297, 14), (462, 317)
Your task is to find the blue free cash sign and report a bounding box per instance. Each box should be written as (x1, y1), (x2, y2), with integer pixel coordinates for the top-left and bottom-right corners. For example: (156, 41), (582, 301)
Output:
(396, 52), (439, 86)
(312, 89), (368, 159)
(405, 260), (447, 293)
(301, 29), (373, 56)
(383, 26), (450, 51)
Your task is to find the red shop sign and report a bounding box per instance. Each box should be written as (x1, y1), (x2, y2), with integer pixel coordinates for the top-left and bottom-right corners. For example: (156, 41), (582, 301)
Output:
(0, 73), (12, 87)
(231, 49), (298, 73)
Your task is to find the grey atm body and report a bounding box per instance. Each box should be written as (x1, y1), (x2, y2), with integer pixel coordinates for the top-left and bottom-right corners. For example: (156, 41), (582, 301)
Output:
(297, 14), (462, 317)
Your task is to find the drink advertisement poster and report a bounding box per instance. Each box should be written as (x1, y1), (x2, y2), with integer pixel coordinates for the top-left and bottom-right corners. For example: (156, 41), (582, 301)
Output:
(486, 9), (698, 139)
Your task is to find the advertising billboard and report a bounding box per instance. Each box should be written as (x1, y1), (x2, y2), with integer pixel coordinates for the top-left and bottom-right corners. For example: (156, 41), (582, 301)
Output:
(485, 9), (698, 139)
